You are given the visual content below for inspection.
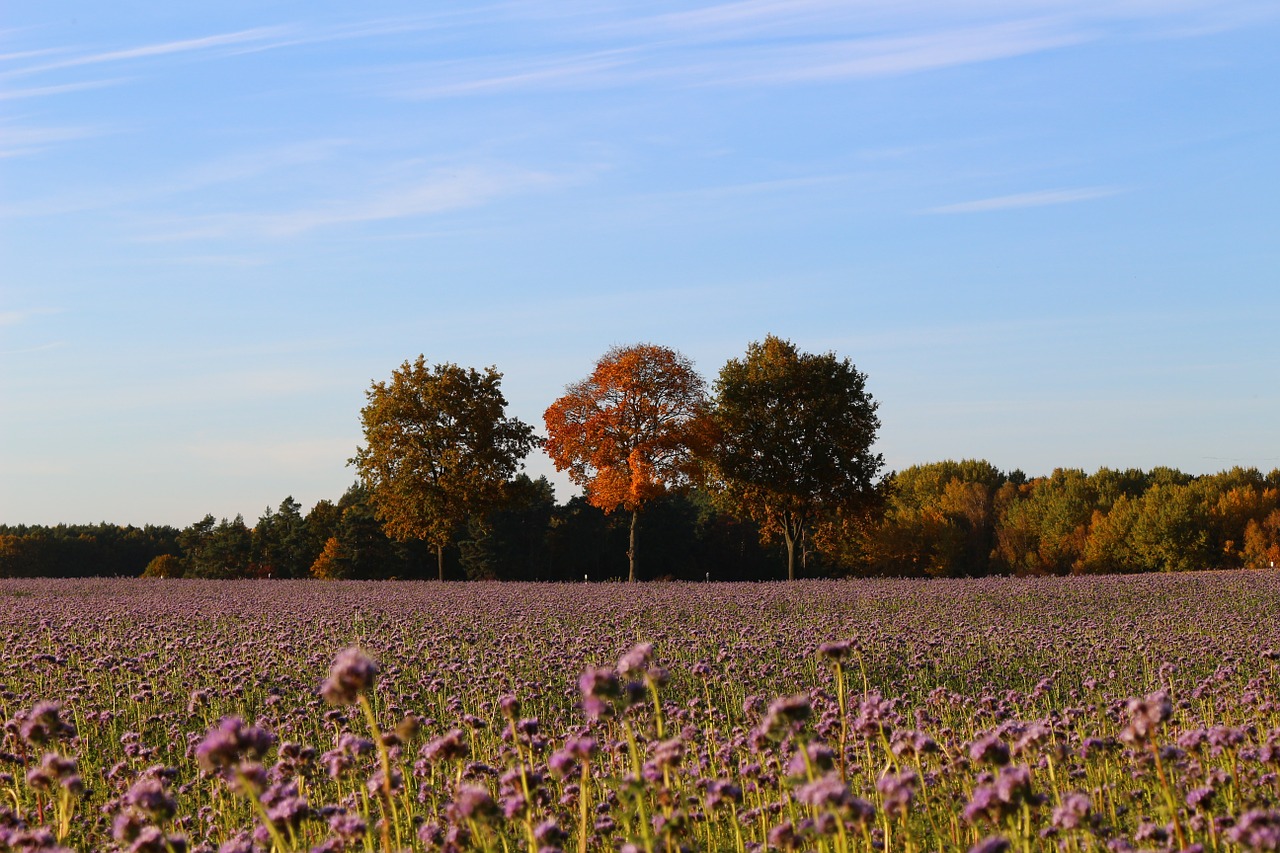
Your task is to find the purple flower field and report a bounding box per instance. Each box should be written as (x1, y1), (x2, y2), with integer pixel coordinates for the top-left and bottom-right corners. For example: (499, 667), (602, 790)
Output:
(1, 572), (1279, 852)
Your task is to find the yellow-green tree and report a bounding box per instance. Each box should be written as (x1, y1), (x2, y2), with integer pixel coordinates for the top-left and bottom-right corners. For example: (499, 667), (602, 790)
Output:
(993, 469), (1096, 575)
(352, 357), (538, 581)
(864, 460), (1005, 577)
(706, 335), (883, 580)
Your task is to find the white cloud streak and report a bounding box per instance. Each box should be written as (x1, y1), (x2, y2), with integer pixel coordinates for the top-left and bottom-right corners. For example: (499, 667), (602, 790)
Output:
(925, 186), (1124, 214)
(0, 78), (127, 100)
(0, 122), (109, 157)
(385, 0), (1278, 98)
(135, 166), (562, 241)
(0, 27), (290, 79)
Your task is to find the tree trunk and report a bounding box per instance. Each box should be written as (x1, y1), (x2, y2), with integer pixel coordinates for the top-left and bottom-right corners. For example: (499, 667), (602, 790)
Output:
(436, 544), (444, 582)
(628, 509), (639, 583)
(783, 527), (796, 582)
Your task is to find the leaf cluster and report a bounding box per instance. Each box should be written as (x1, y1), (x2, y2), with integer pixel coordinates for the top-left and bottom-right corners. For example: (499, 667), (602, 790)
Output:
(707, 334), (884, 543)
(351, 357), (539, 549)
(543, 344), (713, 514)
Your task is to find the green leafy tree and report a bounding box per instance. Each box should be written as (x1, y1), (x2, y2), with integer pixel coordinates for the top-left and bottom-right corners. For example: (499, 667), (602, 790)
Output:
(352, 357), (539, 581)
(180, 515), (254, 579)
(706, 335), (883, 580)
(865, 461), (1006, 577)
(1079, 496), (1143, 574)
(253, 497), (310, 578)
(993, 469), (1097, 575)
(459, 475), (557, 581)
(860, 461), (1008, 573)
(1127, 483), (1214, 572)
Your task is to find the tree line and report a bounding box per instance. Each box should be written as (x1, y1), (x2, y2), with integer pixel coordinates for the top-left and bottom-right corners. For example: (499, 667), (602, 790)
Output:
(3, 335), (1278, 579)
(3, 462), (1278, 580)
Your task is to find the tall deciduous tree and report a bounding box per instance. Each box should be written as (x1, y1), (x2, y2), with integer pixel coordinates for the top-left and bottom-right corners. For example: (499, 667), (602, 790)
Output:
(543, 343), (711, 582)
(352, 357), (538, 581)
(707, 335), (883, 580)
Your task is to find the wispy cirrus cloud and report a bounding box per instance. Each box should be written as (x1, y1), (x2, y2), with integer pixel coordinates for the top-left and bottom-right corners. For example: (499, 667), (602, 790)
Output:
(0, 121), (111, 157)
(395, 51), (637, 99)
(0, 78), (128, 101)
(384, 18), (1095, 99)
(925, 186), (1124, 214)
(0, 27), (290, 80)
(136, 165), (562, 241)
(0, 138), (349, 218)
(0, 13), (487, 83)
(384, 0), (1279, 99)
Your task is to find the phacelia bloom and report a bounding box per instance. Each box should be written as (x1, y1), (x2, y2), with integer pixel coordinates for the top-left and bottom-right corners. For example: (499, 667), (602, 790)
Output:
(617, 642), (654, 676)
(796, 774), (856, 813)
(329, 811), (366, 840)
(1051, 792), (1091, 830)
(969, 836), (1011, 853)
(816, 640), (853, 661)
(27, 752), (80, 794)
(762, 695), (811, 738)
(1207, 725), (1246, 753)
(891, 729), (939, 758)
(18, 701), (77, 745)
(422, 729), (469, 763)
(1227, 809), (1280, 851)
(964, 785), (1002, 824)
(1119, 690), (1173, 745)
(534, 819), (567, 845)
(705, 779), (743, 810)
(128, 825), (187, 853)
(649, 737), (684, 768)
(452, 785), (499, 822)
(321, 646), (378, 705)
(1134, 821), (1168, 844)
(1186, 785), (1216, 811)
(969, 733), (1011, 766)
(227, 761), (268, 796)
(113, 811), (146, 845)
(124, 777), (177, 822)
(853, 692), (894, 736)
(787, 741), (836, 778)
(1012, 723), (1052, 756)
(565, 735), (596, 759)
(876, 770), (917, 816)
(195, 717), (274, 772)
(548, 749), (577, 779)
(578, 667), (620, 720)
(766, 821), (799, 850)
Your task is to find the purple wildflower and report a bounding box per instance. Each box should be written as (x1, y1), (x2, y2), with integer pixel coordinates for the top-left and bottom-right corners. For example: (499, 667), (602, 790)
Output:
(321, 646), (378, 705)
(1227, 810), (1280, 851)
(876, 769), (917, 817)
(195, 717), (274, 772)
(1118, 690), (1173, 745)
(970, 836), (1011, 853)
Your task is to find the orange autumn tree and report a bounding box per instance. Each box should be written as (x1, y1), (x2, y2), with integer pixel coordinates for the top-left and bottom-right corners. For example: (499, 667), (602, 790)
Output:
(543, 344), (712, 582)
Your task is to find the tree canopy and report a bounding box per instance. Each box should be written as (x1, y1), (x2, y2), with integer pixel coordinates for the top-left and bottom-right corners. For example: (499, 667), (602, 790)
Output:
(351, 357), (538, 580)
(707, 335), (884, 579)
(543, 343), (712, 581)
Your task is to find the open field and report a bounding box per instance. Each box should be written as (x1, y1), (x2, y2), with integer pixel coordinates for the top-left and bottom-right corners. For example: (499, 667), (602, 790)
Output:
(1, 573), (1279, 852)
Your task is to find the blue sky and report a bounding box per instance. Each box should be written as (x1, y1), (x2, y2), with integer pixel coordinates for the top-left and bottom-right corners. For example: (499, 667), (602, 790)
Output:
(3, 1), (1278, 527)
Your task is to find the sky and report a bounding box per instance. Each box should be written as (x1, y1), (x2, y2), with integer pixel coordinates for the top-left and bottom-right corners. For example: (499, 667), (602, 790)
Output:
(2, 1), (1278, 528)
